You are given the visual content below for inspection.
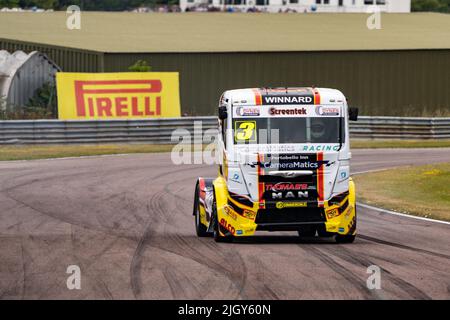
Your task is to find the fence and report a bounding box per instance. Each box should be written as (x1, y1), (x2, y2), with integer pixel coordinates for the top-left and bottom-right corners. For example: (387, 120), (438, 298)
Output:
(0, 116), (449, 145)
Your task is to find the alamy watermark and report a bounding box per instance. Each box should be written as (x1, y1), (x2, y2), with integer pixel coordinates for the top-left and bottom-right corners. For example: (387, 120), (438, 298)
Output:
(66, 5), (81, 30)
(366, 265), (381, 290)
(66, 265), (81, 290)
(366, 5), (382, 30)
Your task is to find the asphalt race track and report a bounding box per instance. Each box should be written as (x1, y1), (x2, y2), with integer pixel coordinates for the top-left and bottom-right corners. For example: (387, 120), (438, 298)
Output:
(0, 148), (449, 299)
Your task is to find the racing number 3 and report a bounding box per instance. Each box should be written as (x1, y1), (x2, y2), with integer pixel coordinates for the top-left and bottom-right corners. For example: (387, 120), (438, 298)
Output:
(235, 121), (257, 143)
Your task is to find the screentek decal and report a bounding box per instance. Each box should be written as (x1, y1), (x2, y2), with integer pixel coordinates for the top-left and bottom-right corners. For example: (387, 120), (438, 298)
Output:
(269, 107), (307, 116)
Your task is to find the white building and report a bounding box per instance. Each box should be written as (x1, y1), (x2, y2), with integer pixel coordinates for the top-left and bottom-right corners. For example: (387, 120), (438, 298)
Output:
(181, 0), (411, 13)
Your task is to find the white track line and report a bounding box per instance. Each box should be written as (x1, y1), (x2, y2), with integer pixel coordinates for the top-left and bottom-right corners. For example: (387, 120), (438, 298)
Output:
(357, 202), (450, 226)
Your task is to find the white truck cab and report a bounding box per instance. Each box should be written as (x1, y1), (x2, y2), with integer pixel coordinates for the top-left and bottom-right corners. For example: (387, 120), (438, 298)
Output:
(194, 87), (358, 243)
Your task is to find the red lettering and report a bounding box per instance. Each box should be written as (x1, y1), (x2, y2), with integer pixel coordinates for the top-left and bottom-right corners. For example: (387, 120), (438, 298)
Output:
(96, 98), (112, 116)
(131, 97), (143, 116)
(74, 80), (163, 118)
(144, 97), (154, 116)
(88, 97), (95, 117)
(115, 97), (128, 116)
(156, 96), (161, 115)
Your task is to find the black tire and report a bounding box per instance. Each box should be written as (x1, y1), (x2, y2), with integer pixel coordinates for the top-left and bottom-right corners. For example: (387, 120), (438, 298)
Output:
(212, 197), (233, 243)
(335, 234), (356, 244)
(317, 225), (335, 238)
(297, 225), (317, 237)
(194, 183), (209, 237)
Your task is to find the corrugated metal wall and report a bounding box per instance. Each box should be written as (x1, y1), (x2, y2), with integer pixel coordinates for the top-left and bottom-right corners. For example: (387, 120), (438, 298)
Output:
(2, 51), (60, 109)
(1, 37), (449, 116)
(104, 50), (450, 116)
(0, 38), (104, 72)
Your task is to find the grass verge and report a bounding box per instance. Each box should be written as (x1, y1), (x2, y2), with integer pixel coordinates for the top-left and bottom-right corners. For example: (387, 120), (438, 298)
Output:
(350, 139), (450, 149)
(353, 163), (450, 222)
(1, 139), (450, 161)
(0, 144), (175, 161)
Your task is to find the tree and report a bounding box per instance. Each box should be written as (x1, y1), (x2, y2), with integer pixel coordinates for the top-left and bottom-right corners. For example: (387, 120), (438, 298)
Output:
(128, 60), (152, 72)
(412, 0), (450, 12)
(0, 0), (20, 7)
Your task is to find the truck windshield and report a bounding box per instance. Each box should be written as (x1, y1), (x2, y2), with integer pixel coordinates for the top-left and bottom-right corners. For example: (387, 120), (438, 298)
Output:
(233, 117), (345, 144)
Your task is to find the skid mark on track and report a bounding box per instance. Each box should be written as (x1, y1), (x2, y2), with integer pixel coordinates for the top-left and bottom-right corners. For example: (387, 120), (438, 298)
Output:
(130, 166), (249, 299)
(243, 255), (280, 300)
(319, 242), (432, 300)
(359, 234), (450, 261)
(303, 245), (377, 299)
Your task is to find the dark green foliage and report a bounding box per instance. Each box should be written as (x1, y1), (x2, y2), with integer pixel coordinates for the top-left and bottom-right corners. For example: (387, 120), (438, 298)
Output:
(0, 82), (58, 120)
(9, 0), (178, 10)
(412, 0), (450, 12)
(128, 60), (152, 72)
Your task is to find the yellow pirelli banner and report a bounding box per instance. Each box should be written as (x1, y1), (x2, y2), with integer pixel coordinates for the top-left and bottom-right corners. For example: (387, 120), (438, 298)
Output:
(56, 72), (181, 120)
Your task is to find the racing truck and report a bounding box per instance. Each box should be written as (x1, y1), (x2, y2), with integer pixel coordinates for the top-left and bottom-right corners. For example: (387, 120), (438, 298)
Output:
(193, 87), (359, 243)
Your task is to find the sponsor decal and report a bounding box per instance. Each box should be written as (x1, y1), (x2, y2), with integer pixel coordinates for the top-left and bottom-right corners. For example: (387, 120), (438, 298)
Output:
(315, 106), (340, 116)
(236, 230), (243, 235)
(303, 145), (340, 152)
(220, 218), (236, 235)
(252, 154), (332, 170)
(345, 204), (354, 218)
(236, 106), (260, 117)
(339, 227), (345, 233)
(271, 191), (309, 200)
(263, 95), (313, 105)
(326, 208), (340, 220)
(276, 202), (307, 209)
(230, 172), (242, 184)
(269, 107), (307, 116)
(340, 171), (348, 179)
(243, 209), (256, 220)
(265, 183), (308, 192)
(234, 121), (257, 143)
(56, 72), (181, 120)
(223, 205), (238, 220)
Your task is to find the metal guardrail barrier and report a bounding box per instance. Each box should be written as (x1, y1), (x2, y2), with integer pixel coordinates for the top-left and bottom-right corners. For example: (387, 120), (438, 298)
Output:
(0, 116), (449, 145)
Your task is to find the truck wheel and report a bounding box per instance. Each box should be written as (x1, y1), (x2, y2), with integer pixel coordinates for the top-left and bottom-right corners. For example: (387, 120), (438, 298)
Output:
(335, 234), (356, 244)
(194, 183), (209, 237)
(297, 225), (317, 237)
(317, 225), (334, 238)
(212, 198), (233, 243)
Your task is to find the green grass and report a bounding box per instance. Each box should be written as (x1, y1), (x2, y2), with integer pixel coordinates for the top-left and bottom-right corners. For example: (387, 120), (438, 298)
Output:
(354, 163), (450, 221)
(351, 139), (450, 149)
(0, 144), (175, 161)
(1, 140), (450, 161)
(0, 12), (449, 52)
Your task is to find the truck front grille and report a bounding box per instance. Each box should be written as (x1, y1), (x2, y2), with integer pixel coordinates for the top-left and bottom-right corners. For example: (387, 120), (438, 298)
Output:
(255, 207), (326, 225)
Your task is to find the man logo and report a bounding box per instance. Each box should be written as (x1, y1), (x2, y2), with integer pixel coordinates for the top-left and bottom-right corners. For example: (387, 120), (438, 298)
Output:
(272, 191), (309, 200)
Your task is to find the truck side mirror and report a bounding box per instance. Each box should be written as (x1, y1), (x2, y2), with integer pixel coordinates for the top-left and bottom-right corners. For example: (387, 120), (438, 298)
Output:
(349, 107), (359, 121)
(218, 106), (227, 120)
